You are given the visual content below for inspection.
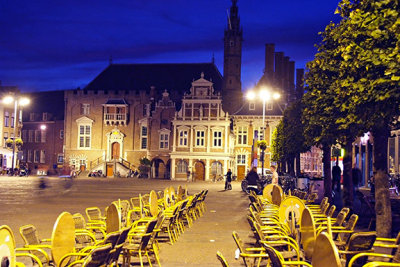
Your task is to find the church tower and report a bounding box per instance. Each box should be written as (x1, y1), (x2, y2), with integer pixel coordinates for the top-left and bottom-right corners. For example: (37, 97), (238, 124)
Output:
(222, 0), (243, 114)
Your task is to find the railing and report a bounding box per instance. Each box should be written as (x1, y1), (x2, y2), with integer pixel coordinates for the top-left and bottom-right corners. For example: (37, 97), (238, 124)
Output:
(104, 113), (127, 125)
(90, 156), (104, 170)
(119, 157), (134, 170)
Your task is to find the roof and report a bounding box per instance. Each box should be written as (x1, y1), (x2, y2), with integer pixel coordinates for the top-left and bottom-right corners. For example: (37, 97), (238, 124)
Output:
(84, 63), (223, 103)
(104, 99), (128, 105)
(22, 90), (65, 120)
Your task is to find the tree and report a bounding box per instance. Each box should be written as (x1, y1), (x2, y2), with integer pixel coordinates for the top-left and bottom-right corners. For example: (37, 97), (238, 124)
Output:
(331, 0), (400, 237)
(271, 121), (285, 172)
(305, 0), (400, 236)
(282, 100), (309, 176)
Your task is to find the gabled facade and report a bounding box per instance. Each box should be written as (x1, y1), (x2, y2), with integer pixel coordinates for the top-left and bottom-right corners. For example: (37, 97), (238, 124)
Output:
(170, 73), (234, 181)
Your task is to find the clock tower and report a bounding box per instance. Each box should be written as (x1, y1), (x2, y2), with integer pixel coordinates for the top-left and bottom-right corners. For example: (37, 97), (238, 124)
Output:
(222, 0), (243, 114)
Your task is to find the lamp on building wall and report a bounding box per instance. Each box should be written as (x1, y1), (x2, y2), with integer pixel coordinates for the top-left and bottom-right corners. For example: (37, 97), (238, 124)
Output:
(2, 95), (30, 174)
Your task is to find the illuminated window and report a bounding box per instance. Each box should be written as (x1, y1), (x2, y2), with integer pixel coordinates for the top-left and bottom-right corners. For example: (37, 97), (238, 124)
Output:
(159, 131), (169, 149)
(141, 125), (148, 149)
(237, 154), (246, 164)
(179, 130), (188, 147)
(57, 154), (64, 164)
(78, 125), (91, 148)
(177, 160), (188, 173)
(237, 126), (248, 145)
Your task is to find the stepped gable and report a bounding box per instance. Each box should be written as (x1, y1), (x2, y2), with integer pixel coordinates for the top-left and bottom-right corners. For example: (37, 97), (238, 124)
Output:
(84, 63), (223, 103)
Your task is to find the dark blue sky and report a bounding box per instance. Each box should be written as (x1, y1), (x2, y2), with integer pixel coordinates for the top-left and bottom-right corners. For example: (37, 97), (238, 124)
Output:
(0, 0), (340, 92)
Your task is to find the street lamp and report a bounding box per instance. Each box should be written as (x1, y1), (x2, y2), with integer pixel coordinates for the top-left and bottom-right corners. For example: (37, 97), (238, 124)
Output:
(246, 87), (280, 178)
(2, 95), (30, 175)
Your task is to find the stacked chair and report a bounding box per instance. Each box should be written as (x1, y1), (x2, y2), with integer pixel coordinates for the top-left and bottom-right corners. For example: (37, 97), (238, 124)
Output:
(1, 185), (208, 267)
(217, 183), (398, 267)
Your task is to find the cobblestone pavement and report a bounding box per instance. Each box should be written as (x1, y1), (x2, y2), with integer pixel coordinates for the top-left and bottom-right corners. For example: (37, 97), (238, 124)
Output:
(0, 176), (252, 266)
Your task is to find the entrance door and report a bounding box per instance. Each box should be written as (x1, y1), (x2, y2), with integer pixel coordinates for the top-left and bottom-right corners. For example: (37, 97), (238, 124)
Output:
(107, 164), (114, 177)
(112, 142), (120, 159)
(194, 161), (205, 181)
(237, 165), (245, 181)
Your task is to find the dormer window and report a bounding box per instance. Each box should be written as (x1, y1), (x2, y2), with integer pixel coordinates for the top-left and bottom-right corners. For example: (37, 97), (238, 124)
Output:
(103, 99), (128, 126)
(249, 102), (255, 110)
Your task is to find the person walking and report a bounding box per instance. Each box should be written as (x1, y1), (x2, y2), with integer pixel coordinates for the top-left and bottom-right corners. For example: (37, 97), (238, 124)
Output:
(225, 169), (232, 190)
(332, 163), (341, 191)
(245, 167), (260, 194)
(271, 165), (279, 185)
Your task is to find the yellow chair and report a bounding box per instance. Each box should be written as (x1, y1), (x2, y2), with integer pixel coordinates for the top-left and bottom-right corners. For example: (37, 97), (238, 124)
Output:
(216, 251), (230, 267)
(232, 231), (268, 267)
(85, 206), (106, 227)
(1, 225), (44, 267)
(337, 231), (377, 266)
(123, 218), (158, 267)
(263, 244), (312, 267)
(19, 224), (52, 265)
(59, 243), (112, 267)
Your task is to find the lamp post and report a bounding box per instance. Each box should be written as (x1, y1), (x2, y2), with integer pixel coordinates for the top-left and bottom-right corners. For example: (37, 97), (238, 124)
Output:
(246, 87), (280, 178)
(2, 95), (30, 175)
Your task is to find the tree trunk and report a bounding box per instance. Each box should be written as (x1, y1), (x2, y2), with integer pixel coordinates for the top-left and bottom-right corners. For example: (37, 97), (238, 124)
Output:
(288, 157), (295, 177)
(296, 153), (301, 177)
(372, 127), (392, 237)
(342, 137), (354, 208)
(322, 144), (332, 203)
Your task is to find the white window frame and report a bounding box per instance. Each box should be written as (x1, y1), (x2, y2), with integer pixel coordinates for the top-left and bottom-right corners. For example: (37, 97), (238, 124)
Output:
(237, 154), (246, 165)
(27, 150), (32, 163)
(178, 128), (189, 147)
(177, 160), (188, 173)
(4, 111), (9, 127)
(237, 126), (248, 145)
(41, 130), (46, 143)
(266, 102), (273, 110)
(11, 112), (14, 128)
(195, 130), (205, 147)
(34, 130), (40, 143)
(159, 129), (170, 150)
(249, 102), (255, 110)
(60, 130), (64, 139)
(28, 130), (34, 142)
(78, 124), (91, 149)
(81, 103), (90, 115)
(34, 150), (40, 163)
(42, 112), (48, 121)
(22, 130), (27, 142)
(40, 150), (45, 163)
(140, 124), (148, 150)
(212, 129), (223, 148)
(57, 154), (64, 164)
(3, 132), (8, 148)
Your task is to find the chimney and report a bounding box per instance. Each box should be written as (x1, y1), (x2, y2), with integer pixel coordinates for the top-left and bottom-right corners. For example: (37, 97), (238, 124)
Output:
(296, 68), (305, 99)
(274, 52), (284, 89)
(289, 61), (295, 101)
(265, 44), (275, 80)
(283, 56), (290, 93)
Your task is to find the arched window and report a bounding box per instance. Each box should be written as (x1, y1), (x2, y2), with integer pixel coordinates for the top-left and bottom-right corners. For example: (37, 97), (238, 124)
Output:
(211, 161), (223, 175)
(177, 160), (188, 173)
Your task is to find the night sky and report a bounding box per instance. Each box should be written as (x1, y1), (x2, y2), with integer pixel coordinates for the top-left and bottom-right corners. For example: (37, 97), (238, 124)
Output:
(0, 0), (340, 92)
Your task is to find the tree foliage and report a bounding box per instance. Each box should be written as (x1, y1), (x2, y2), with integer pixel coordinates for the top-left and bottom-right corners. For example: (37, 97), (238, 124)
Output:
(304, 0), (400, 236)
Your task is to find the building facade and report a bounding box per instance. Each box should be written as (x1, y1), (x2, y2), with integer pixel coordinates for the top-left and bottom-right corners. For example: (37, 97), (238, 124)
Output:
(170, 73), (234, 181)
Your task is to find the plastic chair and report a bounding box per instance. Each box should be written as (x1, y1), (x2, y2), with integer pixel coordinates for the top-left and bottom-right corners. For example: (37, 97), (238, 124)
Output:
(232, 231), (268, 267)
(60, 243), (112, 267)
(85, 206), (106, 227)
(338, 231), (377, 267)
(123, 218), (158, 267)
(263, 244), (312, 267)
(19, 224), (52, 265)
(216, 251), (230, 267)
